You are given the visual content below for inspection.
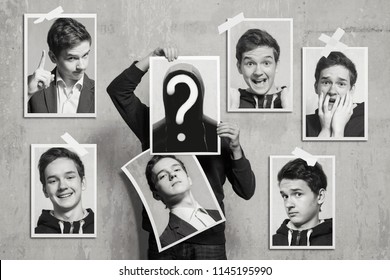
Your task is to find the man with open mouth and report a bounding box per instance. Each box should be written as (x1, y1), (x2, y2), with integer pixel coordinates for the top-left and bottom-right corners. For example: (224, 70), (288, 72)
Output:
(306, 51), (365, 138)
(230, 28), (289, 109)
(35, 147), (94, 234)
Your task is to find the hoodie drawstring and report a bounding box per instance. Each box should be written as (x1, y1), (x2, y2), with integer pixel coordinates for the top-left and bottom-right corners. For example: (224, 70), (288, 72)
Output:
(58, 221), (64, 234)
(79, 220), (85, 234)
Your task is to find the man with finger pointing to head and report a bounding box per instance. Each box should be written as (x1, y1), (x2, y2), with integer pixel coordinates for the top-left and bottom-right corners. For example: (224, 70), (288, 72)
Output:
(28, 18), (95, 114)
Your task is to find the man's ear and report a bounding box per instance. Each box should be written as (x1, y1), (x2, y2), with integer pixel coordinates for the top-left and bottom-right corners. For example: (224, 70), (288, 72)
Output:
(81, 177), (86, 191)
(317, 188), (326, 205)
(48, 50), (57, 64)
(236, 61), (242, 74)
(43, 185), (49, 198)
(314, 82), (319, 95)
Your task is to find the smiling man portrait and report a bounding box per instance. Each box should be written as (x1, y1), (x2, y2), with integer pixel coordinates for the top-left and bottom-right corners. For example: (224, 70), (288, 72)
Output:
(35, 147), (94, 234)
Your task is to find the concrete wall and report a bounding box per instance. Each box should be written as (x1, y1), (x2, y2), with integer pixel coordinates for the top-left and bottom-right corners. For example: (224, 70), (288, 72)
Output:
(0, 0), (389, 259)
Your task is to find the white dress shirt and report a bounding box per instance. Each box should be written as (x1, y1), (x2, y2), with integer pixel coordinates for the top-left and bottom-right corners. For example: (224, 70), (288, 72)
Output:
(56, 71), (84, 114)
(171, 202), (217, 231)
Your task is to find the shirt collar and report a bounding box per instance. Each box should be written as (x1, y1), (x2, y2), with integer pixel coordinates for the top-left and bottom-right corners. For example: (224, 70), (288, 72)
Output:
(56, 69), (84, 91)
(171, 201), (208, 222)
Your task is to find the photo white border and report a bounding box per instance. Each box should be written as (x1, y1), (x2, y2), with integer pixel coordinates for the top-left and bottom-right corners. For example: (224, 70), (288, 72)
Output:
(227, 18), (293, 112)
(24, 13), (97, 118)
(269, 155), (336, 250)
(149, 56), (221, 155)
(31, 143), (97, 238)
(302, 47), (368, 141)
(121, 149), (226, 252)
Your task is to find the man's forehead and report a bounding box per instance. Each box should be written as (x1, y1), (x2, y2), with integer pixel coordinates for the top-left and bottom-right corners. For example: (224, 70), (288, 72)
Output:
(320, 65), (350, 80)
(279, 178), (310, 191)
(243, 46), (275, 59)
(152, 158), (181, 173)
(61, 41), (91, 56)
(45, 158), (78, 176)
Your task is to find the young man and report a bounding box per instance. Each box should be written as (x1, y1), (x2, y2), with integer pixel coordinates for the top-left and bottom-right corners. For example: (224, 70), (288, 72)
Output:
(230, 29), (289, 109)
(145, 155), (222, 248)
(272, 158), (332, 246)
(107, 47), (256, 259)
(28, 18), (95, 114)
(306, 51), (365, 137)
(35, 147), (94, 234)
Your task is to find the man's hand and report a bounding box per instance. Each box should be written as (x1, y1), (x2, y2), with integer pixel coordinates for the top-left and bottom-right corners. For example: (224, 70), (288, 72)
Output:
(136, 47), (178, 72)
(27, 50), (54, 95)
(217, 122), (242, 159)
(331, 92), (356, 137)
(318, 91), (339, 137)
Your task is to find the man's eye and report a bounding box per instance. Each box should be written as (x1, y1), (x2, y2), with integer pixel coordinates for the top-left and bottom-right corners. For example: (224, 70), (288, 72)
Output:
(83, 53), (89, 58)
(295, 193), (302, 197)
(337, 82), (346, 87)
(67, 57), (77, 61)
(159, 174), (167, 180)
(263, 61), (271, 66)
(321, 81), (330, 85)
(66, 176), (76, 180)
(281, 194), (288, 200)
(48, 179), (57, 184)
(246, 61), (254, 66)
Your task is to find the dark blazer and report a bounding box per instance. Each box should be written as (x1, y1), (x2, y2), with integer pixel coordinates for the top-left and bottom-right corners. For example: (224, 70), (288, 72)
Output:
(159, 209), (222, 248)
(28, 68), (95, 114)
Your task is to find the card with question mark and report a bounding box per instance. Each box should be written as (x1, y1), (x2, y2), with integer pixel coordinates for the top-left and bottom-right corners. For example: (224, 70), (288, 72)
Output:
(150, 56), (221, 155)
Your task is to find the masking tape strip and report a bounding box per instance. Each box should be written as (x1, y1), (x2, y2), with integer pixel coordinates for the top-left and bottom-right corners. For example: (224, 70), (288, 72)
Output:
(218, 12), (244, 34)
(319, 28), (348, 57)
(61, 132), (88, 157)
(34, 6), (64, 24)
(291, 147), (317, 166)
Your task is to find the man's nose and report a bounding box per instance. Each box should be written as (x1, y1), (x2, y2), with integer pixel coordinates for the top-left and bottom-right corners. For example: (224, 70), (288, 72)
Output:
(253, 64), (264, 75)
(328, 83), (338, 94)
(76, 58), (86, 70)
(169, 172), (177, 180)
(58, 179), (68, 190)
(285, 198), (294, 208)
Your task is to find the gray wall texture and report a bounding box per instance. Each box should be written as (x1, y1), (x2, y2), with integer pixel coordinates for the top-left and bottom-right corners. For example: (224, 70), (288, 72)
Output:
(1, 0), (389, 260)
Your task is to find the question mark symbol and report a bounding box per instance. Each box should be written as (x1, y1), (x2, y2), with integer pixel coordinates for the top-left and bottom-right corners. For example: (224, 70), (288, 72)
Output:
(167, 74), (198, 142)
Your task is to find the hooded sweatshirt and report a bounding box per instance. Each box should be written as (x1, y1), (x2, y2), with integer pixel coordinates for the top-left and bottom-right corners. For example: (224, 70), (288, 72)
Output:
(35, 208), (94, 234)
(272, 218), (333, 246)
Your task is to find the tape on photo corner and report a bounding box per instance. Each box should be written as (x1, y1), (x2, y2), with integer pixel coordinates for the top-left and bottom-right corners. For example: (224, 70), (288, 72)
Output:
(34, 6), (64, 24)
(61, 132), (88, 157)
(319, 28), (348, 57)
(291, 147), (317, 166)
(218, 12), (244, 34)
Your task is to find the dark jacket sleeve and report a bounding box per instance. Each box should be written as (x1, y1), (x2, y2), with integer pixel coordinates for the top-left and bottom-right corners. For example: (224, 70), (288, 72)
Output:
(223, 140), (256, 200)
(106, 62), (150, 150)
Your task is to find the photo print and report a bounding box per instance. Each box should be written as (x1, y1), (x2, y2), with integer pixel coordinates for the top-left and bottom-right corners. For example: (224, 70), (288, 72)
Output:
(122, 150), (226, 252)
(227, 18), (293, 112)
(270, 155), (335, 249)
(150, 56), (220, 155)
(31, 144), (97, 238)
(24, 14), (97, 117)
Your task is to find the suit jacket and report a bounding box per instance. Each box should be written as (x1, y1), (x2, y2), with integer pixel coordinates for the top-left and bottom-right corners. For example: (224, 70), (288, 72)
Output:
(159, 209), (222, 248)
(28, 69), (95, 113)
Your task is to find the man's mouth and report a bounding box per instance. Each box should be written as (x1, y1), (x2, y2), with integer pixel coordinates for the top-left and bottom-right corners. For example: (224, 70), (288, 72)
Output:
(57, 193), (73, 199)
(288, 212), (298, 217)
(171, 181), (181, 187)
(252, 78), (267, 85)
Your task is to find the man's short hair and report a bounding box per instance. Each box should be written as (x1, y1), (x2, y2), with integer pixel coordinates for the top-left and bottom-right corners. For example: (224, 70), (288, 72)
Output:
(314, 51), (358, 87)
(47, 18), (91, 57)
(277, 158), (327, 195)
(145, 155), (187, 193)
(236, 29), (280, 63)
(38, 147), (85, 185)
